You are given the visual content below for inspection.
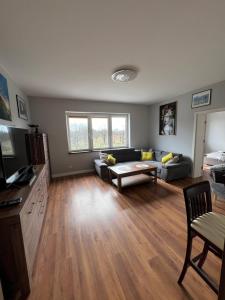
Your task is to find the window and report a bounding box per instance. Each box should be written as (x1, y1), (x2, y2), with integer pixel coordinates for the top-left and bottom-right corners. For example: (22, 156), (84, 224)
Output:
(111, 116), (127, 148)
(92, 118), (109, 149)
(67, 117), (89, 151)
(66, 113), (129, 152)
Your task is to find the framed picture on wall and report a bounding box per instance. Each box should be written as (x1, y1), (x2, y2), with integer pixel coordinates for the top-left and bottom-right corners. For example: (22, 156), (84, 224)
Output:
(16, 95), (28, 120)
(159, 102), (176, 135)
(0, 73), (12, 121)
(192, 89), (211, 108)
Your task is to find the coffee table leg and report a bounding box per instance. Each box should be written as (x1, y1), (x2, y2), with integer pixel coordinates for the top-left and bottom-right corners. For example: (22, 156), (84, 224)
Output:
(108, 169), (112, 183)
(117, 176), (122, 192)
(154, 169), (157, 184)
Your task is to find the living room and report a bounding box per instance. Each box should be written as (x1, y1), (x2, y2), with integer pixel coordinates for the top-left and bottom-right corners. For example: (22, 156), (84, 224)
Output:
(1, 1), (225, 300)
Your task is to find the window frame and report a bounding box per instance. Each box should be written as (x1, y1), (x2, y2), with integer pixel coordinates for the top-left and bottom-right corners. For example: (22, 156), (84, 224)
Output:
(90, 116), (109, 150)
(66, 112), (130, 153)
(66, 115), (90, 152)
(111, 115), (129, 149)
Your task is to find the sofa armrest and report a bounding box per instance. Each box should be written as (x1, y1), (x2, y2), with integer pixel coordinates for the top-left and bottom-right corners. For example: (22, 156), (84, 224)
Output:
(94, 159), (108, 168)
(162, 161), (190, 169)
(94, 159), (109, 181)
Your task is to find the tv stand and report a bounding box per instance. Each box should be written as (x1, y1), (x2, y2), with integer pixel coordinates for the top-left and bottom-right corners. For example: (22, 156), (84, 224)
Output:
(0, 165), (49, 300)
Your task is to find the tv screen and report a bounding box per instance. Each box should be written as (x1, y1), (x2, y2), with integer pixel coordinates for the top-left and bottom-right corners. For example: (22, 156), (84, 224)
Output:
(0, 125), (29, 184)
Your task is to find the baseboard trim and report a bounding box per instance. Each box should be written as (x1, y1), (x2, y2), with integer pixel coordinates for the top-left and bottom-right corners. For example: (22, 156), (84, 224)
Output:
(52, 169), (95, 178)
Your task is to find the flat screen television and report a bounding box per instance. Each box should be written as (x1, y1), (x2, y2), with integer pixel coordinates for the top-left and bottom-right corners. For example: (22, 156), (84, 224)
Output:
(0, 125), (32, 189)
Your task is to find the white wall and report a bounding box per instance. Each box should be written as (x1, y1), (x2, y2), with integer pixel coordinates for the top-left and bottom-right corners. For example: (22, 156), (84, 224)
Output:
(29, 97), (150, 177)
(205, 111), (225, 153)
(0, 64), (31, 128)
(149, 80), (225, 159)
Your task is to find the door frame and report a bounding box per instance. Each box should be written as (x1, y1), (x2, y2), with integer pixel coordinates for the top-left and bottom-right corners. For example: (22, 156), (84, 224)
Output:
(192, 107), (225, 178)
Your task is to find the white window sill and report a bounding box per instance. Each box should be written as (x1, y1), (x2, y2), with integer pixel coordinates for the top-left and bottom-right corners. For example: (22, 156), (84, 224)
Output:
(68, 147), (130, 154)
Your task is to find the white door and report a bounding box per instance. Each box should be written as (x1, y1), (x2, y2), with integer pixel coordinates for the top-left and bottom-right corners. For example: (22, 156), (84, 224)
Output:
(192, 113), (207, 178)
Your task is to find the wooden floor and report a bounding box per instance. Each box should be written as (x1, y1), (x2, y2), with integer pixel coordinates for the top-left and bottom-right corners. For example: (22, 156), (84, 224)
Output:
(28, 174), (224, 300)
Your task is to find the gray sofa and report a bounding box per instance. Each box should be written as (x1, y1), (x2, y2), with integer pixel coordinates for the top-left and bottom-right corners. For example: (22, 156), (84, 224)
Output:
(94, 148), (191, 182)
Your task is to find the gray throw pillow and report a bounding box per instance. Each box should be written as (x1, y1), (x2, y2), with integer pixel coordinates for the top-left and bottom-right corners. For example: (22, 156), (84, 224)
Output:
(165, 155), (179, 165)
(99, 152), (108, 161)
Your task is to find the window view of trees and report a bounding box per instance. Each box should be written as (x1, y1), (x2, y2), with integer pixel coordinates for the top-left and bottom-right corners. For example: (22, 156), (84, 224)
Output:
(92, 118), (109, 149)
(112, 117), (126, 147)
(68, 117), (89, 150)
(67, 114), (128, 151)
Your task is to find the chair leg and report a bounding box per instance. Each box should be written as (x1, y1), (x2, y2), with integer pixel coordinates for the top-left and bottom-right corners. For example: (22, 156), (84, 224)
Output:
(218, 242), (225, 300)
(178, 234), (193, 284)
(214, 193), (218, 202)
(197, 242), (209, 268)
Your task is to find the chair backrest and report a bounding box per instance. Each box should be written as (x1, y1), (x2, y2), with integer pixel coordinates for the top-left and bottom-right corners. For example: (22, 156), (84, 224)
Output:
(183, 181), (212, 225)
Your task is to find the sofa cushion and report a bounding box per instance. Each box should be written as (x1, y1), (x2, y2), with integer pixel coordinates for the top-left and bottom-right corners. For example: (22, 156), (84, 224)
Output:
(141, 151), (154, 161)
(154, 150), (163, 162)
(145, 161), (163, 173)
(165, 155), (180, 165)
(173, 153), (183, 162)
(154, 150), (182, 162)
(99, 152), (108, 160)
(162, 152), (173, 164)
(101, 148), (141, 162)
(106, 154), (116, 165)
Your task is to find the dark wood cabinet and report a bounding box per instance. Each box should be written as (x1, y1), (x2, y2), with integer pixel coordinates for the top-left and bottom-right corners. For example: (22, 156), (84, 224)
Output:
(0, 165), (49, 300)
(26, 133), (51, 184)
(26, 134), (45, 165)
(0, 133), (50, 300)
(0, 281), (4, 300)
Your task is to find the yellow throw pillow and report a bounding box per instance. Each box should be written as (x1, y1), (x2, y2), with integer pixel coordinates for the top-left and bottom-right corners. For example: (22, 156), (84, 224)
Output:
(107, 154), (116, 165)
(161, 152), (173, 164)
(142, 151), (153, 161)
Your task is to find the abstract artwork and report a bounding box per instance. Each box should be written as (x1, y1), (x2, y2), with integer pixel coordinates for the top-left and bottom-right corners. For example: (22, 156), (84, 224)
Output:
(0, 73), (11, 121)
(159, 102), (176, 135)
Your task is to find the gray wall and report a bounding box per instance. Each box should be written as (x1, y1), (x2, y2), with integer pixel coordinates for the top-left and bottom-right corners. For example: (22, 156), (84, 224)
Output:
(0, 64), (31, 128)
(149, 80), (225, 158)
(205, 111), (225, 153)
(29, 97), (150, 177)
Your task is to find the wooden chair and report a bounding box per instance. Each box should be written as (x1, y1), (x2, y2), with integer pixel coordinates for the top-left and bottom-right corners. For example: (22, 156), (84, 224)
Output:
(178, 181), (225, 300)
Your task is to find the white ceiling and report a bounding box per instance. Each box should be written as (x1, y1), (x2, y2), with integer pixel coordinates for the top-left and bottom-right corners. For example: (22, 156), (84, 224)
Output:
(1, 0), (225, 104)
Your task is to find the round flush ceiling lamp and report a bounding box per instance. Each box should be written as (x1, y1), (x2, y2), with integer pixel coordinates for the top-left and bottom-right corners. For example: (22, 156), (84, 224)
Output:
(111, 68), (138, 82)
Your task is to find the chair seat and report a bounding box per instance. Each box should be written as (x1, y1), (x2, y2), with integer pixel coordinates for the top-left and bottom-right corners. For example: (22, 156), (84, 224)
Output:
(191, 212), (225, 251)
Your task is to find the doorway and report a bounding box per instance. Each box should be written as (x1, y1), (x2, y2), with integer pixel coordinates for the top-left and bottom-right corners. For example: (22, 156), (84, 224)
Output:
(192, 108), (225, 178)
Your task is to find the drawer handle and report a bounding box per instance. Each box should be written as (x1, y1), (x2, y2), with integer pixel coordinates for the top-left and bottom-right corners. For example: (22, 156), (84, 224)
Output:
(39, 204), (45, 215)
(28, 202), (35, 214)
(39, 196), (44, 203)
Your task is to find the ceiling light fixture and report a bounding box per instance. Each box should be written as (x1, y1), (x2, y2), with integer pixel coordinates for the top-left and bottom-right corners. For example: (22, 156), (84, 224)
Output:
(111, 68), (138, 82)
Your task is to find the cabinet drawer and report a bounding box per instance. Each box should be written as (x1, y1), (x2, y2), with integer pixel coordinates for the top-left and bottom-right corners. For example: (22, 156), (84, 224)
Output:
(20, 181), (41, 235)
(20, 174), (47, 279)
(20, 197), (37, 237)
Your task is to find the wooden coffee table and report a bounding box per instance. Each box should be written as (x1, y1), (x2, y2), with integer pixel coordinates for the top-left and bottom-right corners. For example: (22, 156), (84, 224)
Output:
(108, 163), (157, 192)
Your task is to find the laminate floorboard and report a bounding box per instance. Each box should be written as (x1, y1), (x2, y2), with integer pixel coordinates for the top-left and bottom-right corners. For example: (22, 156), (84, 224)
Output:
(29, 174), (223, 300)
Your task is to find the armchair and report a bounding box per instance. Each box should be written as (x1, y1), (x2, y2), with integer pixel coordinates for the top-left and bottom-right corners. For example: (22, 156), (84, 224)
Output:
(210, 165), (225, 203)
